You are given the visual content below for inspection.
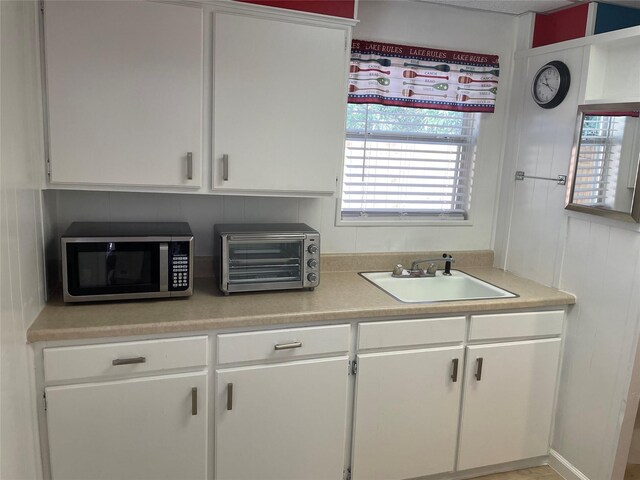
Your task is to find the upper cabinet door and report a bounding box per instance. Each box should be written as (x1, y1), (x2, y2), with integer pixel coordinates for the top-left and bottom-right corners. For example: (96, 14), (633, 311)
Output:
(212, 12), (349, 195)
(44, 1), (203, 188)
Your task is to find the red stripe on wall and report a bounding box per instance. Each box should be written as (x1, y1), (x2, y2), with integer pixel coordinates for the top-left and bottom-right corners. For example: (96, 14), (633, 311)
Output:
(532, 3), (589, 48)
(235, 0), (355, 18)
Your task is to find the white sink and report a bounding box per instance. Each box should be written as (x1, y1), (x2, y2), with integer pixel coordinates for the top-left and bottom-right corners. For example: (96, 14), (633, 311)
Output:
(360, 270), (517, 303)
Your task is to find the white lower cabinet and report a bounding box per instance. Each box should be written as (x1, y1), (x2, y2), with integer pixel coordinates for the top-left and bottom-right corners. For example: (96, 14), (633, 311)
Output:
(38, 312), (566, 480)
(457, 338), (562, 470)
(43, 336), (209, 480)
(215, 357), (350, 480)
(46, 371), (208, 480)
(351, 346), (464, 480)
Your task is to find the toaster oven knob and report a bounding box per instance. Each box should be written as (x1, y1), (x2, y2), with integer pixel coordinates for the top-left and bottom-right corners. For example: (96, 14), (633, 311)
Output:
(307, 259), (318, 268)
(307, 272), (318, 283)
(307, 244), (318, 254)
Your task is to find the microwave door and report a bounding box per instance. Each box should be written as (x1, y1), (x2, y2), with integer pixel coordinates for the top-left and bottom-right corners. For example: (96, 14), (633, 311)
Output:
(65, 242), (161, 298)
(225, 237), (304, 291)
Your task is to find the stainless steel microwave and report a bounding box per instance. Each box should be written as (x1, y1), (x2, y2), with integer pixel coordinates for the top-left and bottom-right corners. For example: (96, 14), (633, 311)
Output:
(61, 222), (194, 302)
(214, 223), (320, 295)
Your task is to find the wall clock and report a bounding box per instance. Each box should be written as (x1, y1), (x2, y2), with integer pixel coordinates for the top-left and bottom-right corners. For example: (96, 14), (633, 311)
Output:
(531, 60), (571, 109)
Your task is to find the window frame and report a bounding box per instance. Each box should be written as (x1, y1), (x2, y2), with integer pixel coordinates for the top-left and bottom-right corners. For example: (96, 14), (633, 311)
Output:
(335, 104), (480, 227)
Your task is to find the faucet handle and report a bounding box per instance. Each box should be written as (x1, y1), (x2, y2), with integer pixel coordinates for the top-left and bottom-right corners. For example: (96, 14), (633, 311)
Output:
(442, 253), (454, 276)
(392, 264), (404, 276)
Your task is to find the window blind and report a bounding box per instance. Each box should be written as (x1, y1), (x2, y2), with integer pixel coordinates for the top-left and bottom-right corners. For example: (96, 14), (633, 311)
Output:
(341, 103), (479, 220)
(573, 115), (626, 207)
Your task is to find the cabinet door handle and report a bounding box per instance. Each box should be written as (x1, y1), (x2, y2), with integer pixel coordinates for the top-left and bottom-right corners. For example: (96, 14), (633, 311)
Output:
(186, 152), (193, 180)
(475, 357), (484, 381)
(222, 154), (229, 181)
(226, 383), (233, 411)
(274, 341), (303, 351)
(451, 358), (459, 382)
(112, 356), (146, 366)
(191, 387), (197, 415)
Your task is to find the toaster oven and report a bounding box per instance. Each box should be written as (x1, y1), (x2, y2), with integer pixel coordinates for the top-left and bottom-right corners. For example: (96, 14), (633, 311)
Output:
(214, 223), (320, 295)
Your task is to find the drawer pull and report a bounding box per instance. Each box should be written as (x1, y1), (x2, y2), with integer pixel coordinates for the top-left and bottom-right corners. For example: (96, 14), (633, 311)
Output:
(227, 383), (233, 411)
(274, 341), (303, 351)
(475, 357), (484, 381)
(112, 356), (146, 366)
(451, 358), (459, 382)
(191, 387), (198, 416)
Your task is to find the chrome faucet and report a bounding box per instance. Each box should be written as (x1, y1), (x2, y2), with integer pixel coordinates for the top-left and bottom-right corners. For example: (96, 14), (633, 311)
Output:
(392, 253), (454, 278)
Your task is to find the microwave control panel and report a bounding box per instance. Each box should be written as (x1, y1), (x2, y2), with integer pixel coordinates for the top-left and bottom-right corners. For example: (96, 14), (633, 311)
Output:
(169, 241), (191, 291)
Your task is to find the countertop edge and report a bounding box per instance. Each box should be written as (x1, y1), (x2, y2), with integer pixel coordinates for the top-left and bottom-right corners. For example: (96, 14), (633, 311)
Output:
(27, 294), (576, 343)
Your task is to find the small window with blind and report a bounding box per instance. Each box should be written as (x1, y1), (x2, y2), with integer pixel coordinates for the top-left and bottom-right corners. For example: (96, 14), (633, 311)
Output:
(340, 103), (480, 222)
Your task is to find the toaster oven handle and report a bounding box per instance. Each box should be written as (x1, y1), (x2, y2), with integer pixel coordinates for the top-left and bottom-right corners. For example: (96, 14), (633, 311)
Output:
(228, 234), (306, 241)
(159, 243), (168, 292)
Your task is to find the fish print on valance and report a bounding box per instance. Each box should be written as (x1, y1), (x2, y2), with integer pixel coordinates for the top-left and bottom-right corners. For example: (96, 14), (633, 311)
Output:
(349, 39), (500, 113)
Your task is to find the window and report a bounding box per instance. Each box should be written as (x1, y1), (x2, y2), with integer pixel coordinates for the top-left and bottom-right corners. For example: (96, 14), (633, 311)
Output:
(573, 114), (626, 207)
(340, 103), (479, 222)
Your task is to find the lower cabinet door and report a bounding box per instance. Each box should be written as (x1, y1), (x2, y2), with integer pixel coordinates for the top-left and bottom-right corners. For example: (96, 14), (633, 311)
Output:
(46, 371), (208, 480)
(457, 338), (561, 470)
(215, 357), (350, 480)
(351, 346), (464, 480)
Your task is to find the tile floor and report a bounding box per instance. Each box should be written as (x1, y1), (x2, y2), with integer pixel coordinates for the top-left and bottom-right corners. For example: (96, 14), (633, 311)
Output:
(470, 466), (562, 480)
(471, 464), (640, 479)
(626, 464), (640, 479)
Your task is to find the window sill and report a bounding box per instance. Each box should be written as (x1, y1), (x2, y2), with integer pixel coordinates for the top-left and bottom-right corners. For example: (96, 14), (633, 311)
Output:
(335, 218), (474, 227)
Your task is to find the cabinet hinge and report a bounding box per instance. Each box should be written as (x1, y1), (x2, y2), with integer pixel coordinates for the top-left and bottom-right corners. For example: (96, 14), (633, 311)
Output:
(43, 391), (47, 411)
(46, 159), (51, 178)
(343, 467), (351, 480)
(349, 359), (357, 376)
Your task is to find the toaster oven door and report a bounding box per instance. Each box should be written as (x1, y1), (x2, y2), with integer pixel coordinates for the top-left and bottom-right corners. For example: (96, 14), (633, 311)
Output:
(223, 236), (305, 292)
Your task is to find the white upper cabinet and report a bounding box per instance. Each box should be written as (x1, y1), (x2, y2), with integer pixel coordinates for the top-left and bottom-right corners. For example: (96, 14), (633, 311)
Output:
(212, 11), (350, 195)
(44, 1), (203, 188)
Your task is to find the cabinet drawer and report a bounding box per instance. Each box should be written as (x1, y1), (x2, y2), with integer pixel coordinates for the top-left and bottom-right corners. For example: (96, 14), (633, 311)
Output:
(469, 310), (564, 341)
(217, 324), (350, 364)
(44, 336), (208, 384)
(358, 317), (466, 350)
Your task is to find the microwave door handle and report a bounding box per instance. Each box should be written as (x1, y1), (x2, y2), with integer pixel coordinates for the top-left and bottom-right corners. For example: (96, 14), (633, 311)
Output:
(159, 243), (168, 292)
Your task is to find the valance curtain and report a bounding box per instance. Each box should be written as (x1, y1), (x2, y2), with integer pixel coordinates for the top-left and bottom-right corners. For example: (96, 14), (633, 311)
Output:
(348, 39), (500, 113)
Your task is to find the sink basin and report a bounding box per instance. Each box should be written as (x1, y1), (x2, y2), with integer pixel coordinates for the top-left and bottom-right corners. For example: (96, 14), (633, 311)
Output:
(360, 270), (518, 303)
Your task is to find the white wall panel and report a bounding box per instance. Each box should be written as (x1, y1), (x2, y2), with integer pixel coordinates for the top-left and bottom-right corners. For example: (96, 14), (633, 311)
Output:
(553, 219), (640, 480)
(495, 35), (640, 480)
(0, 1), (46, 479)
(499, 47), (584, 287)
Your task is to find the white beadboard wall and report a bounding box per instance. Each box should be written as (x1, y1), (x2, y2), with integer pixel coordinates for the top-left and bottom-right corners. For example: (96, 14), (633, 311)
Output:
(45, 0), (517, 258)
(0, 1), (46, 479)
(495, 38), (640, 480)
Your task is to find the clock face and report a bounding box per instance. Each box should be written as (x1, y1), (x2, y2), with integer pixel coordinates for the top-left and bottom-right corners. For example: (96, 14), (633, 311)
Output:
(532, 61), (570, 109)
(534, 66), (560, 103)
